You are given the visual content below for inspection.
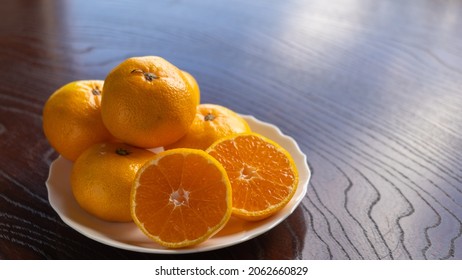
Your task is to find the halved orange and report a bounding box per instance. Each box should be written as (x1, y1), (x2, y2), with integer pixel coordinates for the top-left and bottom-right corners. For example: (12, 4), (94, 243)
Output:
(207, 133), (299, 221)
(131, 148), (232, 248)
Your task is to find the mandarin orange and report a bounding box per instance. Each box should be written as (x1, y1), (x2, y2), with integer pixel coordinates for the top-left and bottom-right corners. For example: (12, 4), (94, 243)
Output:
(207, 133), (299, 221)
(131, 148), (232, 248)
(101, 56), (196, 148)
(42, 80), (114, 161)
(165, 104), (251, 150)
(71, 142), (155, 222)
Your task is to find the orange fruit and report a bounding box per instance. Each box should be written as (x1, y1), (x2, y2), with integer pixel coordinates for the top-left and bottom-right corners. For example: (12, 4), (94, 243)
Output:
(181, 70), (200, 106)
(101, 56), (197, 148)
(131, 148), (232, 248)
(71, 142), (155, 222)
(165, 104), (251, 150)
(207, 133), (299, 221)
(42, 80), (114, 161)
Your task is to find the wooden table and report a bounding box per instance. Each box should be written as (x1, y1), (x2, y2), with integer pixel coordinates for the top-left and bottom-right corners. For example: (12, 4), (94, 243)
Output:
(1, 0), (462, 260)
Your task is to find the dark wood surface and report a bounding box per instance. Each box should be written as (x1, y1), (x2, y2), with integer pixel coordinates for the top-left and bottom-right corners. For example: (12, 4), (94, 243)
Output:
(1, 0), (462, 260)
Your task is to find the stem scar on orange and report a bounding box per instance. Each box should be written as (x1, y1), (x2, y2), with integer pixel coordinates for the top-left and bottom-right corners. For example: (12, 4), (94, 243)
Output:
(131, 148), (232, 248)
(101, 56), (197, 148)
(206, 133), (299, 221)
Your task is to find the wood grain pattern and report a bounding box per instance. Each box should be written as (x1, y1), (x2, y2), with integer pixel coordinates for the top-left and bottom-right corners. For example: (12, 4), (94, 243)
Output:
(1, 0), (462, 259)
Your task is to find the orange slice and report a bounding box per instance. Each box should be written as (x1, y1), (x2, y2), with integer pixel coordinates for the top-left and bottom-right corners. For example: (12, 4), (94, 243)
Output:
(207, 133), (299, 221)
(131, 148), (232, 248)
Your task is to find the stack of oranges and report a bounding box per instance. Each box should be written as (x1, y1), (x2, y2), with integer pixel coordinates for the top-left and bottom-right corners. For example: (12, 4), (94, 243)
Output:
(42, 56), (299, 248)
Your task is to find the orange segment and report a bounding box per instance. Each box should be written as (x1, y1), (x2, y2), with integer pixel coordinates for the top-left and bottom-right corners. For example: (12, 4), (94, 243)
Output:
(207, 133), (299, 221)
(131, 148), (232, 248)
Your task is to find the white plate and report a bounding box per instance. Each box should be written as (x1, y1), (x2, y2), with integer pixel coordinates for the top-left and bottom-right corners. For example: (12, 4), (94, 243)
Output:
(46, 115), (311, 254)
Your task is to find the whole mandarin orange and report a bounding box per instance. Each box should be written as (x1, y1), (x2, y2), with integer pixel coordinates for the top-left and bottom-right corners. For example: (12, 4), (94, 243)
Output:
(101, 56), (197, 148)
(71, 142), (155, 222)
(42, 80), (114, 161)
(165, 104), (251, 150)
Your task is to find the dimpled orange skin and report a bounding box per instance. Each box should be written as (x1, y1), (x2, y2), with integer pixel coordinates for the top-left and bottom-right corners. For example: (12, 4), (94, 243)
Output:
(42, 80), (114, 161)
(165, 104), (251, 150)
(181, 70), (200, 106)
(101, 56), (197, 148)
(71, 142), (155, 222)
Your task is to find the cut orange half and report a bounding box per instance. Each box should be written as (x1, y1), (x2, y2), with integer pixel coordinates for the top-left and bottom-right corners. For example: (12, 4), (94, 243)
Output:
(131, 148), (232, 248)
(207, 133), (299, 221)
